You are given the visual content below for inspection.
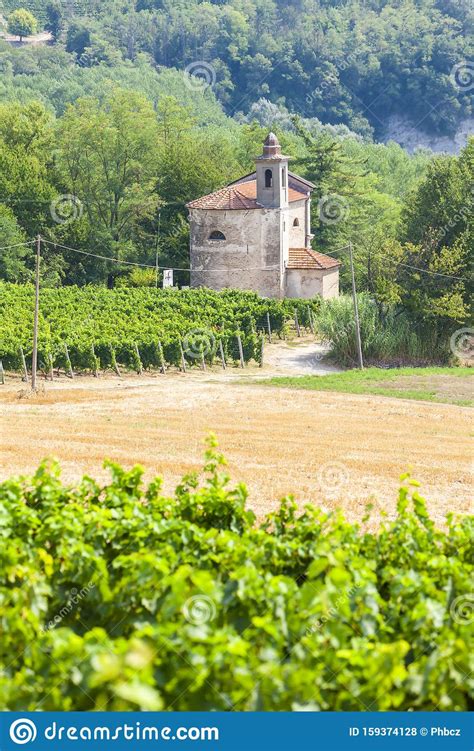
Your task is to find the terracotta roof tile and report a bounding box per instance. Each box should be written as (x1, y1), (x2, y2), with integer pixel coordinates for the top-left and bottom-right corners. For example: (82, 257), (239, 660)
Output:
(287, 247), (341, 270)
(187, 179), (306, 210)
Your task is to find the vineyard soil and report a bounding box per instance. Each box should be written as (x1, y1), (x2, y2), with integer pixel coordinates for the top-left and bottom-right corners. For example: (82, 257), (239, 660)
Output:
(1, 356), (471, 527)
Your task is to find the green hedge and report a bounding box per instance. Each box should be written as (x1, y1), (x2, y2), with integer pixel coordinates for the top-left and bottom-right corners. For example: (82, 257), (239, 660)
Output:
(0, 438), (472, 711)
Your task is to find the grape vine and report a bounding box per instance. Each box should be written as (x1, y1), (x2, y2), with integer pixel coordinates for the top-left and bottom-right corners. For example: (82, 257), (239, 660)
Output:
(0, 283), (320, 374)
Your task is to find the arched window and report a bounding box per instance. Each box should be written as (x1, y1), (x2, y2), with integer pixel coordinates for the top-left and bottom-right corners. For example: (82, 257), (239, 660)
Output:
(265, 169), (273, 188)
(293, 218), (300, 227)
(209, 230), (226, 241)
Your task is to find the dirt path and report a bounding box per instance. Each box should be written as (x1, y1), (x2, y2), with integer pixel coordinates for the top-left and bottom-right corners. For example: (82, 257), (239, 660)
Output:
(3, 32), (52, 45)
(1, 353), (471, 526)
(262, 340), (342, 376)
(0, 20), (53, 46)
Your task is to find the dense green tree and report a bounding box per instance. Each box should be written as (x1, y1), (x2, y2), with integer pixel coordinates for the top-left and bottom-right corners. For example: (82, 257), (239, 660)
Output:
(45, 1), (63, 43)
(151, 98), (243, 271)
(7, 8), (37, 41)
(396, 139), (473, 326)
(55, 90), (161, 285)
(401, 140), (473, 251)
(65, 22), (91, 58)
(0, 101), (56, 236)
(343, 140), (432, 202)
(77, 37), (122, 68)
(0, 204), (28, 281)
(349, 183), (401, 298)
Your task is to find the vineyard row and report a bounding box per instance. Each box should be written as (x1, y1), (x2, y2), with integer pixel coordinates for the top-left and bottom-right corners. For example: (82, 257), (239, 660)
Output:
(0, 284), (319, 375)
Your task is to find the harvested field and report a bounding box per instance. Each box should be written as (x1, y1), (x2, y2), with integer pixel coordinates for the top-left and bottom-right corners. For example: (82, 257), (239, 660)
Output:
(1, 356), (472, 527)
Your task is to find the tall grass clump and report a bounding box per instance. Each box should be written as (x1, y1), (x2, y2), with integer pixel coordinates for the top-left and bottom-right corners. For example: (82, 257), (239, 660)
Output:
(317, 294), (449, 367)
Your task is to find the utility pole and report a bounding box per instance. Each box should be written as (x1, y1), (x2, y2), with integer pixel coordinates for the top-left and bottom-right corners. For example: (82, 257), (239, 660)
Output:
(349, 242), (364, 370)
(31, 234), (41, 390)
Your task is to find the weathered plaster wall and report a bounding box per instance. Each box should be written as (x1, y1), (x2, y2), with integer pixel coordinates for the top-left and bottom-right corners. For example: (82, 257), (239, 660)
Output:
(322, 268), (340, 298)
(285, 267), (339, 299)
(285, 269), (323, 298)
(256, 159), (289, 208)
(189, 208), (284, 297)
(287, 200), (306, 249)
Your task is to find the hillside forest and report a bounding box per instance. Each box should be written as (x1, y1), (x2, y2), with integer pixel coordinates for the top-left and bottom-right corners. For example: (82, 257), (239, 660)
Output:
(0, 0), (472, 348)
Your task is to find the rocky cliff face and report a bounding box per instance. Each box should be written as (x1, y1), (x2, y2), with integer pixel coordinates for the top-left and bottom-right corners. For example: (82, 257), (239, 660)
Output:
(382, 116), (474, 155)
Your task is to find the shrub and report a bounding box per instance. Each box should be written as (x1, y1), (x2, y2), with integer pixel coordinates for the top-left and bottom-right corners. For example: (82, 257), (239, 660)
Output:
(0, 439), (472, 711)
(115, 268), (158, 287)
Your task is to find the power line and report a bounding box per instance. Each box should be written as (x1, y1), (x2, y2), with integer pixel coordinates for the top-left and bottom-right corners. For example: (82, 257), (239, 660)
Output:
(396, 261), (465, 280)
(0, 240), (35, 251)
(42, 239), (156, 268)
(312, 244), (350, 258)
(0, 237), (466, 280)
(320, 243), (465, 280)
(193, 266), (280, 272)
(41, 239), (191, 273)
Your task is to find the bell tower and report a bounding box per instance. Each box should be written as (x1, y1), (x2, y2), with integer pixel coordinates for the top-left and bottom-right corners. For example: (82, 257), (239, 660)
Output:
(256, 133), (290, 209)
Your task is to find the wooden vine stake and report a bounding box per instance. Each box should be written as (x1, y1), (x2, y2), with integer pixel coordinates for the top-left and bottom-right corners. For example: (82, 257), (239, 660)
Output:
(307, 306), (315, 335)
(219, 339), (226, 370)
(48, 353), (54, 381)
(157, 341), (166, 374)
(64, 342), (74, 378)
(179, 339), (187, 373)
(91, 344), (99, 378)
(259, 334), (264, 368)
(237, 333), (245, 368)
(0, 360), (4, 385)
(266, 311), (272, 343)
(134, 343), (143, 375)
(19, 346), (29, 383)
(294, 309), (301, 337)
(110, 344), (121, 377)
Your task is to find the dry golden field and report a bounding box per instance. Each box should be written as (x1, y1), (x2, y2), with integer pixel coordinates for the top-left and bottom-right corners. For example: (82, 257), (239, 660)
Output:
(1, 354), (472, 526)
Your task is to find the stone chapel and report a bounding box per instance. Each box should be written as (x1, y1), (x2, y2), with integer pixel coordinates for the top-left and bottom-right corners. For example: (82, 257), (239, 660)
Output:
(187, 133), (340, 299)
